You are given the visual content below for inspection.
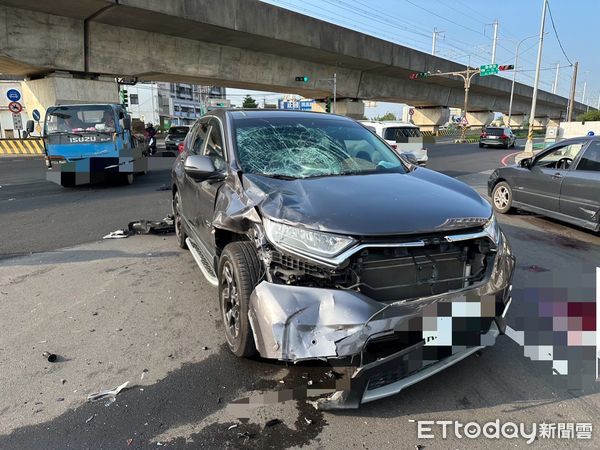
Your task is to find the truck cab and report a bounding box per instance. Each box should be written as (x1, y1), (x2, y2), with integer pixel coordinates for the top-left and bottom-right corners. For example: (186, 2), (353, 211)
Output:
(28, 103), (147, 186)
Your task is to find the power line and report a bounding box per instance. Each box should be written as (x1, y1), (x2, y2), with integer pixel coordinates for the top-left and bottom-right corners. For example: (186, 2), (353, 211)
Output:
(404, 0), (486, 37)
(546, 0), (573, 66)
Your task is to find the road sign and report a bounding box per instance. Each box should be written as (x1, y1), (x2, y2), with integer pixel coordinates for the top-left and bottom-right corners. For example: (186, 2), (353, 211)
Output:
(6, 88), (21, 102)
(32, 109), (41, 121)
(12, 113), (23, 130)
(408, 108), (414, 116)
(479, 64), (499, 77)
(8, 101), (22, 114)
(461, 116), (469, 125)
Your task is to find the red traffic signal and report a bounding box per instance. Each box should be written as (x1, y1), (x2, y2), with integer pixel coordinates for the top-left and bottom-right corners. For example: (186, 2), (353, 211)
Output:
(499, 65), (514, 71)
(409, 72), (430, 80)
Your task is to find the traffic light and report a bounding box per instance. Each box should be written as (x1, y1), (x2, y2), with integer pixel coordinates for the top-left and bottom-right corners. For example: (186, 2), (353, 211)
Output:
(120, 89), (129, 108)
(499, 65), (514, 71)
(325, 97), (331, 113)
(295, 76), (310, 82)
(409, 72), (430, 80)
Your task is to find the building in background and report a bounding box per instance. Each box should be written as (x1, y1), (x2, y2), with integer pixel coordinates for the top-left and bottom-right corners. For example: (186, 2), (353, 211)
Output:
(125, 82), (226, 130)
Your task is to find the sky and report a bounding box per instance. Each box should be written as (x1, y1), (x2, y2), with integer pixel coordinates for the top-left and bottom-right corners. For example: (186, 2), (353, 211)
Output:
(227, 0), (600, 118)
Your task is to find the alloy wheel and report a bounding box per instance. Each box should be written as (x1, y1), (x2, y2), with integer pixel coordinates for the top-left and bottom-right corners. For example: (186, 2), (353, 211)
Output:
(221, 262), (240, 341)
(494, 185), (510, 209)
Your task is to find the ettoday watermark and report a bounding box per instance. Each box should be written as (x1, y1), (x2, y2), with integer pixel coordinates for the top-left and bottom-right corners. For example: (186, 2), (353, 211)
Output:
(409, 419), (593, 444)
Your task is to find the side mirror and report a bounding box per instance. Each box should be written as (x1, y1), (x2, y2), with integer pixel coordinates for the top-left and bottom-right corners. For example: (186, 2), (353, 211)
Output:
(122, 115), (132, 130)
(26, 120), (35, 133)
(519, 157), (532, 169)
(184, 155), (225, 181)
(402, 152), (418, 165)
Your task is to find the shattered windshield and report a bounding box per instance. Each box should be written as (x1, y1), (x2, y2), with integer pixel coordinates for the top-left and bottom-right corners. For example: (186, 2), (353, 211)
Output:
(232, 116), (405, 179)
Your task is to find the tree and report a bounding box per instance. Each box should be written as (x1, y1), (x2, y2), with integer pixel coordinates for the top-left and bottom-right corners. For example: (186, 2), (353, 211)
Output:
(576, 110), (600, 122)
(242, 95), (258, 109)
(373, 112), (397, 121)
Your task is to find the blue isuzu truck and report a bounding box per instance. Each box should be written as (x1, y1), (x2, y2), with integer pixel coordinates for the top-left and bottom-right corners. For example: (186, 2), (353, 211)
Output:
(26, 103), (147, 186)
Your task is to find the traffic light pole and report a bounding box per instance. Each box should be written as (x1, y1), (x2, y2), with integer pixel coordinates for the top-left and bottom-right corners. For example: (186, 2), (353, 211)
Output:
(424, 67), (481, 142)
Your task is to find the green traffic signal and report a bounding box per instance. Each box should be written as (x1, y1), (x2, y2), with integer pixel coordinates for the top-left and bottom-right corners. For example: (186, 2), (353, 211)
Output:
(295, 76), (310, 82)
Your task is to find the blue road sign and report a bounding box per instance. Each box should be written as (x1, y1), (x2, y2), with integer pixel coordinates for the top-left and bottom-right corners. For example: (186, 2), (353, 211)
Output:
(6, 89), (21, 102)
(32, 109), (41, 121)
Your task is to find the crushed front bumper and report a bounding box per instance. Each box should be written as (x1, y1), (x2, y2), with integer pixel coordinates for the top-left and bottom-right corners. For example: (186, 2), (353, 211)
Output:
(247, 233), (515, 408)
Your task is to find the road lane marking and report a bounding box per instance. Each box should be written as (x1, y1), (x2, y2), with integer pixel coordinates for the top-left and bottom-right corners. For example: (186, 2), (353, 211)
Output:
(501, 151), (521, 166)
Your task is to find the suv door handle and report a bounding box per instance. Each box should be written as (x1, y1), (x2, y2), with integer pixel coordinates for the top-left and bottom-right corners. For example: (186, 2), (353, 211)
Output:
(552, 172), (563, 179)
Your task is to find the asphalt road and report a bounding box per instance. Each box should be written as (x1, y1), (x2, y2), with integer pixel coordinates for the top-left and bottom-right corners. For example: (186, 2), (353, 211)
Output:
(0, 141), (598, 449)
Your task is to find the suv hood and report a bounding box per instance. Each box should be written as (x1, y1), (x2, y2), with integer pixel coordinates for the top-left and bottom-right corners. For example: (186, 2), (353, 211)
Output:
(242, 168), (492, 236)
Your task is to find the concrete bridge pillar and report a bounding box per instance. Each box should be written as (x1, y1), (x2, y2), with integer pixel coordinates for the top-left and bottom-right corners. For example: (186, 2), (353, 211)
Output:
(411, 106), (450, 133)
(21, 73), (119, 123)
(533, 116), (549, 129)
(314, 98), (364, 119)
(547, 117), (561, 129)
(465, 111), (493, 129)
(503, 114), (529, 129)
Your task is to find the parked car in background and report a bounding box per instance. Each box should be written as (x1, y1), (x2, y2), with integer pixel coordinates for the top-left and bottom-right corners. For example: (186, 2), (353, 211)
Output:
(488, 136), (600, 231)
(172, 109), (514, 409)
(479, 127), (516, 149)
(359, 120), (428, 165)
(165, 125), (190, 153)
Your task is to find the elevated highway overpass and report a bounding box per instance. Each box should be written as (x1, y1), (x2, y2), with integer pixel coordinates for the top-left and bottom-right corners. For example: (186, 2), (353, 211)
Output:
(0, 0), (585, 127)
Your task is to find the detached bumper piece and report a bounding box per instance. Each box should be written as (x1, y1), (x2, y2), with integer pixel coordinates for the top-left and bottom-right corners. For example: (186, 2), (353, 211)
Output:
(248, 234), (515, 408)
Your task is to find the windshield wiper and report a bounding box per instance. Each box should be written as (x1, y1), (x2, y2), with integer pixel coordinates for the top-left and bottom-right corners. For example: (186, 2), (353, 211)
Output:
(263, 174), (299, 180)
(48, 131), (84, 137)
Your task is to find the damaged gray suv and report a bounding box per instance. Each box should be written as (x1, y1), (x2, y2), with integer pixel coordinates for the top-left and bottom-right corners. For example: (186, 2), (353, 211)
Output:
(172, 109), (515, 408)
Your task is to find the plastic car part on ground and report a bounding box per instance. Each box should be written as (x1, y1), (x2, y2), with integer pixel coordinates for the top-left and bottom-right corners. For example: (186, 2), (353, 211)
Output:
(86, 381), (129, 404)
(102, 216), (175, 239)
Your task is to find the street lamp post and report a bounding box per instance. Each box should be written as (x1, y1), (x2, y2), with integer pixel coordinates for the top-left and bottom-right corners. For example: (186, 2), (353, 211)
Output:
(507, 33), (540, 126)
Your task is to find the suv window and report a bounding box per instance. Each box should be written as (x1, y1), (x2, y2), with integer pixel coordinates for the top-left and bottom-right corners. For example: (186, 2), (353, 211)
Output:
(484, 128), (504, 136)
(189, 121), (209, 155)
(576, 141), (600, 171)
(168, 126), (189, 135)
(205, 119), (226, 169)
(383, 127), (421, 141)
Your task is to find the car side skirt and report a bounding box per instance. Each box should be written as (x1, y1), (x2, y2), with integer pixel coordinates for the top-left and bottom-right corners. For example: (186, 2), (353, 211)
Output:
(512, 201), (600, 232)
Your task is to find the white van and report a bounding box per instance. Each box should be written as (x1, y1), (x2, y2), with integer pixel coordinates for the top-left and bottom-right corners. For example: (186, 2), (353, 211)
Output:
(359, 120), (428, 165)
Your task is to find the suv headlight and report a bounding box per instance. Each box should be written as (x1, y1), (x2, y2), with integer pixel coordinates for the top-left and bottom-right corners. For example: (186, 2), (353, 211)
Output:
(483, 214), (500, 244)
(263, 218), (356, 259)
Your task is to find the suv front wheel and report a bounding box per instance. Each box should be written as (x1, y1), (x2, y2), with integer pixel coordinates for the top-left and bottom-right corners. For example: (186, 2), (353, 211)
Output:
(218, 241), (262, 357)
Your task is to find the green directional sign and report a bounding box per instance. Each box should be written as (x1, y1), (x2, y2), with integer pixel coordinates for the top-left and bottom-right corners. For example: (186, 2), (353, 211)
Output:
(479, 64), (499, 77)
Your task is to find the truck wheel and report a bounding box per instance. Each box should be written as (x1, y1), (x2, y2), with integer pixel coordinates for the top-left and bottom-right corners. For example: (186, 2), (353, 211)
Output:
(492, 181), (514, 214)
(121, 173), (134, 185)
(173, 191), (188, 249)
(218, 241), (261, 358)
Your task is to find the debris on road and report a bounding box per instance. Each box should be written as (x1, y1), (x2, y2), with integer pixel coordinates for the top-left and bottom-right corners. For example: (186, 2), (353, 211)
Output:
(304, 417), (313, 425)
(525, 264), (550, 273)
(265, 418), (282, 428)
(127, 438), (134, 446)
(86, 381), (129, 404)
(42, 351), (57, 363)
(102, 216), (175, 240)
(141, 369), (148, 380)
(61, 379), (66, 385)
(156, 184), (170, 191)
(228, 424), (238, 430)
(85, 415), (95, 424)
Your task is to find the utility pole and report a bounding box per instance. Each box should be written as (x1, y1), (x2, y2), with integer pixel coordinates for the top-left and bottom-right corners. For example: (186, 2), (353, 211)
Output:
(431, 28), (445, 56)
(333, 73), (337, 114)
(485, 20), (499, 64)
(552, 62), (560, 94)
(567, 61), (578, 121)
(524, 0), (547, 156)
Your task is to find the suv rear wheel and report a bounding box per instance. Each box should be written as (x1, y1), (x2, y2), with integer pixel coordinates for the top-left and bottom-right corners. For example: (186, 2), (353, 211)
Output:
(492, 181), (514, 214)
(173, 191), (188, 249)
(218, 241), (261, 357)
